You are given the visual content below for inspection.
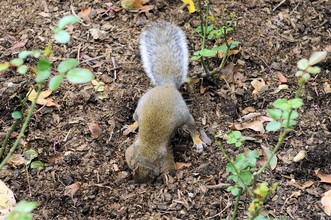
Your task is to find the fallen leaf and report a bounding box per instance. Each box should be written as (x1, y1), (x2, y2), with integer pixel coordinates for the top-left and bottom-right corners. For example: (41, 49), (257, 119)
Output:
(292, 150), (306, 162)
(121, 0), (143, 9)
(89, 28), (107, 40)
(271, 84), (289, 94)
(220, 62), (235, 81)
(261, 145), (277, 170)
(64, 182), (81, 198)
(9, 34), (28, 50)
(200, 130), (212, 145)
(242, 106), (256, 115)
(78, 7), (92, 23)
(87, 122), (102, 138)
(251, 78), (268, 98)
(28, 89), (60, 108)
(7, 154), (26, 168)
(315, 169), (331, 184)
(233, 72), (245, 86)
(325, 45), (331, 53)
(276, 72), (287, 83)
(227, 49), (240, 56)
(138, 5), (154, 12)
(47, 153), (62, 163)
(176, 162), (192, 170)
(232, 115), (273, 133)
(323, 82), (331, 94)
(0, 180), (16, 218)
(91, 80), (105, 92)
(0, 131), (19, 143)
(286, 180), (314, 190)
(321, 190), (331, 216)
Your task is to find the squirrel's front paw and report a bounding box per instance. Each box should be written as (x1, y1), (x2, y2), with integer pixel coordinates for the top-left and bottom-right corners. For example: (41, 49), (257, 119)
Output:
(192, 133), (206, 153)
(122, 121), (138, 135)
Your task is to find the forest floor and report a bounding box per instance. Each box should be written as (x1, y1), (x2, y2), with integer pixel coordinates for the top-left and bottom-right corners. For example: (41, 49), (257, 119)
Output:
(0, 0), (330, 219)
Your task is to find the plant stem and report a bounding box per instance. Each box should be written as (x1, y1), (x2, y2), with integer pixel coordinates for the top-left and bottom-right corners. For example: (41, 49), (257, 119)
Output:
(0, 119), (19, 159)
(232, 187), (243, 220)
(0, 83), (43, 170)
(215, 138), (253, 196)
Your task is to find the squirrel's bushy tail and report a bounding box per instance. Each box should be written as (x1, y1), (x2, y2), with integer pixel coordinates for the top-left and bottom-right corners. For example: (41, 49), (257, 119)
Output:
(139, 21), (189, 88)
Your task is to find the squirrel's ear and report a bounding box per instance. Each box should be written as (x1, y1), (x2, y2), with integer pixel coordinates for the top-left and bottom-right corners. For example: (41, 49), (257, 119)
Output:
(133, 166), (154, 183)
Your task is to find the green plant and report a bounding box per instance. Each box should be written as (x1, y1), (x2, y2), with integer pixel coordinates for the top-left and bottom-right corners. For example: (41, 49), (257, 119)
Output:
(194, 0), (240, 77)
(5, 200), (39, 220)
(0, 15), (94, 170)
(217, 51), (327, 219)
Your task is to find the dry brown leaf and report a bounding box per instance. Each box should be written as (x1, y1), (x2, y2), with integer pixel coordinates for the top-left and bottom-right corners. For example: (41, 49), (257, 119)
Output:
(138, 4), (154, 12)
(28, 89), (60, 108)
(227, 49), (240, 56)
(325, 45), (331, 53)
(88, 122), (102, 138)
(242, 106), (256, 115)
(315, 169), (331, 184)
(232, 115), (272, 133)
(78, 7), (92, 23)
(276, 72), (287, 84)
(176, 162), (192, 170)
(286, 180), (314, 189)
(251, 78), (268, 98)
(9, 34), (28, 50)
(233, 72), (245, 86)
(220, 62), (235, 81)
(200, 130), (212, 145)
(0, 180), (16, 218)
(89, 28), (107, 40)
(292, 150), (306, 162)
(64, 182), (81, 198)
(7, 154), (26, 168)
(323, 82), (331, 94)
(321, 190), (331, 216)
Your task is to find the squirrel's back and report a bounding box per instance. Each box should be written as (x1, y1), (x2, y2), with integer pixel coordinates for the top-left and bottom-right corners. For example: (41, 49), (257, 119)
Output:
(139, 21), (189, 88)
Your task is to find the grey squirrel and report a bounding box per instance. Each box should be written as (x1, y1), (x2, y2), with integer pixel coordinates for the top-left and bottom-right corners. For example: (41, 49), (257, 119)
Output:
(123, 20), (205, 183)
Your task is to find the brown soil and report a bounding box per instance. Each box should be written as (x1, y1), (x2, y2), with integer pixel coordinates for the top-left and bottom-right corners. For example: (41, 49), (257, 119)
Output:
(1, 0), (330, 219)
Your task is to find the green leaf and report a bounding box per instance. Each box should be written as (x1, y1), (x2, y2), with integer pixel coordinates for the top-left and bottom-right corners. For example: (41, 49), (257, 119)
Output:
(282, 111), (299, 120)
(66, 68), (94, 83)
(212, 45), (227, 52)
(17, 65), (28, 74)
(247, 150), (259, 167)
(37, 58), (51, 72)
(266, 109), (282, 120)
(254, 182), (269, 197)
(261, 146), (277, 170)
(238, 171), (253, 187)
(18, 51), (33, 59)
(288, 98), (303, 109)
(55, 15), (80, 30)
(232, 131), (242, 139)
(35, 70), (51, 83)
(54, 30), (71, 44)
(302, 73), (311, 81)
(308, 51), (327, 66)
(11, 111), (22, 119)
(295, 70), (304, 77)
(266, 120), (281, 131)
(206, 25), (213, 33)
(191, 55), (201, 61)
(228, 186), (240, 196)
(0, 62), (10, 72)
(235, 142), (242, 147)
(10, 58), (24, 66)
(297, 58), (309, 70)
(33, 50), (41, 58)
(30, 161), (44, 170)
(282, 119), (296, 128)
(227, 138), (237, 145)
(58, 58), (79, 74)
(49, 75), (64, 91)
(306, 66), (321, 74)
(195, 26), (202, 33)
(272, 98), (291, 111)
(23, 149), (38, 165)
(200, 49), (217, 57)
(15, 200), (39, 213)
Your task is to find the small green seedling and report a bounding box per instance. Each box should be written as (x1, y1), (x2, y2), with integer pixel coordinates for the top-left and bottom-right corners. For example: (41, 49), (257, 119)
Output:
(5, 200), (39, 220)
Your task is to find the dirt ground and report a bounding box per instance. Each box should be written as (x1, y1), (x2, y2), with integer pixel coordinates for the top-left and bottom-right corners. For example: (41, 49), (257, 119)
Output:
(0, 0), (330, 219)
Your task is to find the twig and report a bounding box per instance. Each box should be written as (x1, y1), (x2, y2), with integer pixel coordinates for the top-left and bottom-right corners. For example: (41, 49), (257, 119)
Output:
(205, 182), (230, 189)
(63, 128), (72, 142)
(81, 54), (106, 63)
(272, 0), (286, 11)
(111, 57), (117, 80)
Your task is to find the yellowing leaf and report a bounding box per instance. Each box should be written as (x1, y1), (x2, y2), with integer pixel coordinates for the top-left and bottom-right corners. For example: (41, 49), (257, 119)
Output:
(121, 0), (143, 9)
(182, 0), (196, 13)
(28, 88), (60, 108)
(321, 190), (331, 216)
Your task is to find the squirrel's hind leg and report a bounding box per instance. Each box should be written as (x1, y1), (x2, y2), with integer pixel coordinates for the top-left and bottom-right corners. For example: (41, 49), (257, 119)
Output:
(183, 115), (206, 153)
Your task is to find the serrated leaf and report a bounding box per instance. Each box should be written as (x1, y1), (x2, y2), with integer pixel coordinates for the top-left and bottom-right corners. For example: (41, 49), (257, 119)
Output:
(58, 58), (79, 74)
(17, 65), (28, 74)
(200, 48), (217, 57)
(35, 70), (51, 83)
(261, 146), (277, 170)
(10, 58), (24, 66)
(66, 68), (94, 83)
(30, 161), (44, 170)
(49, 75), (64, 91)
(288, 98), (303, 108)
(308, 51), (327, 66)
(54, 30), (71, 44)
(15, 200), (39, 213)
(266, 120), (281, 131)
(306, 66), (321, 74)
(0, 62), (10, 71)
(267, 109), (282, 120)
(18, 51), (33, 59)
(55, 15), (80, 30)
(23, 149), (38, 165)
(297, 58), (309, 70)
(11, 111), (22, 119)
